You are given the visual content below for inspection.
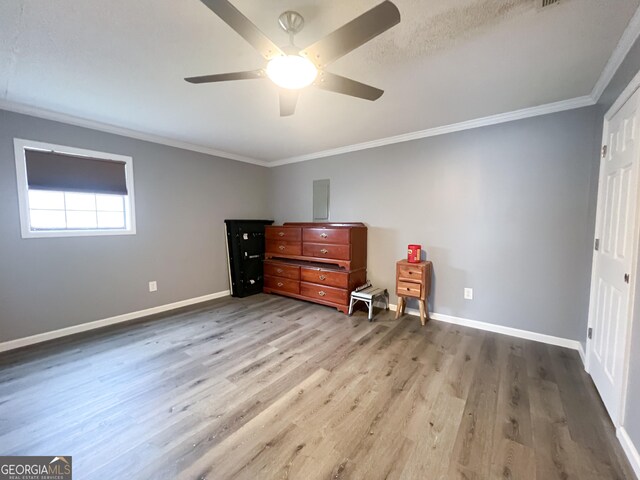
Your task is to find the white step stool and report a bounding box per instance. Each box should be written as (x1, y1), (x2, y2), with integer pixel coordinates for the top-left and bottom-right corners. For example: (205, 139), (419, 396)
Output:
(348, 286), (390, 321)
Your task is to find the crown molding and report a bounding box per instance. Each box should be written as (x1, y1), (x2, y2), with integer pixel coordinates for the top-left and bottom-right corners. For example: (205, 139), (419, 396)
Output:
(591, 4), (640, 102)
(1, 95), (596, 169)
(268, 95), (595, 167)
(0, 99), (268, 167)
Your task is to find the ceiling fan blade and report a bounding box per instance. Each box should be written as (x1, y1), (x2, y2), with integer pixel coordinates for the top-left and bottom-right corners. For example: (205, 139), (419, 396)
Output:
(200, 0), (285, 60)
(315, 72), (383, 101)
(279, 89), (299, 117)
(300, 1), (400, 68)
(185, 70), (264, 84)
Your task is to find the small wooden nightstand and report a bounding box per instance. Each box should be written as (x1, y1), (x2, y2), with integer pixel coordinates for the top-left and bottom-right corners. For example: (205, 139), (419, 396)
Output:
(395, 259), (432, 325)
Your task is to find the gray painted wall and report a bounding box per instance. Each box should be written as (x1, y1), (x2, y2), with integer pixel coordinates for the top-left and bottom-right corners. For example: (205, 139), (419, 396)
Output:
(269, 107), (602, 342)
(0, 109), (270, 342)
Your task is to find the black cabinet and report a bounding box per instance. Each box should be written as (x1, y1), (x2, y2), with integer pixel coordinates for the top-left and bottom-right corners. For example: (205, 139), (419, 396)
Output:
(224, 219), (274, 297)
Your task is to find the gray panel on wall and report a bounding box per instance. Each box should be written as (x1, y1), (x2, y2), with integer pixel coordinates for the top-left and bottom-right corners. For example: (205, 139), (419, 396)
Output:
(0, 109), (270, 342)
(313, 179), (330, 221)
(269, 107), (601, 343)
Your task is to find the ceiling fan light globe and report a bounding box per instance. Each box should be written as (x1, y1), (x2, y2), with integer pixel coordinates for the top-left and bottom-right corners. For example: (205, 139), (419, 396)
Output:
(266, 55), (318, 90)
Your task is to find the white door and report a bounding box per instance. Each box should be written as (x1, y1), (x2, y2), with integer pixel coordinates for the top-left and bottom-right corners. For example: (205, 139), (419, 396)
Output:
(588, 87), (640, 425)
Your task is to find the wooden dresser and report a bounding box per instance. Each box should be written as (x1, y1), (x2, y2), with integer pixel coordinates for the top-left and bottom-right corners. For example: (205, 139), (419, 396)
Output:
(263, 223), (367, 313)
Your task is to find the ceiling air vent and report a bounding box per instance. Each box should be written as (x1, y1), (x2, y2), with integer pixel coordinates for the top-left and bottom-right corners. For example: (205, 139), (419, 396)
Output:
(541, 0), (560, 7)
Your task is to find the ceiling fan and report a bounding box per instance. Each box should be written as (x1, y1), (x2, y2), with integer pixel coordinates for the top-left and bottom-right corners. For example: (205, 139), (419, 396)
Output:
(185, 0), (401, 116)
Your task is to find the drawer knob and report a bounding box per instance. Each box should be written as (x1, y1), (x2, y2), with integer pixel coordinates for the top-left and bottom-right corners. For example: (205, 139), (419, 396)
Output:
(406, 288), (411, 291)
(319, 275), (327, 281)
(276, 268), (283, 274)
(318, 291), (326, 297)
(278, 245), (285, 251)
(320, 233), (328, 238)
(278, 232), (285, 237)
(320, 248), (329, 254)
(277, 282), (284, 287)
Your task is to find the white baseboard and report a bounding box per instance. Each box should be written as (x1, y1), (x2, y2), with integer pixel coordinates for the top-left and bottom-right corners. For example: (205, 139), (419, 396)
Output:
(578, 343), (587, 368)
(0, 290), (230, 353)
(618, 427), (640, 479)
(389, 303), (582, 351)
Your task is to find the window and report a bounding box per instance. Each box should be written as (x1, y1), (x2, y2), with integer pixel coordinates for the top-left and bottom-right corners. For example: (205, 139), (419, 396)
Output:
(14, 139), (136, 238)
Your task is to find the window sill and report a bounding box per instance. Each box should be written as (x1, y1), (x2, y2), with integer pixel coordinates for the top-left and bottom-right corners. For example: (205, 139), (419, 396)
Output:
(21, 228), (137, 239)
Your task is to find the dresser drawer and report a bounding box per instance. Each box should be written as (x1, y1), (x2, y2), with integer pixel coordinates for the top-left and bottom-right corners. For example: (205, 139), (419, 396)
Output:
(303, 228), (350, 245)
(265, 275), (300, 294)
(397, 280), (422, 298)
(300, 282), (349, 304)
(303, 243), (350, 260)
(266, 239), (302, 256)
(398, 264), (424, 282)
(264, 262), (300, 280)
(266, 227), (302, 242)
(300, 267), (348, 288)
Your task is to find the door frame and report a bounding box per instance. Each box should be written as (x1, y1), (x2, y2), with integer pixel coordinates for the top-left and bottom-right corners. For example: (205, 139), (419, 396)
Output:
(586, 67), (640, 427)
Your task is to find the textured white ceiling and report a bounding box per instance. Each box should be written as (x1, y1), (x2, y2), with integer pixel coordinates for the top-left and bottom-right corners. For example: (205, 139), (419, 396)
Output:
(0, 0), (638, 162)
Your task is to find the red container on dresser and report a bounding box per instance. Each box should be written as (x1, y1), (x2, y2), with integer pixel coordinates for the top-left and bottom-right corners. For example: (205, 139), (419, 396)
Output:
(407, 244), (421, 263)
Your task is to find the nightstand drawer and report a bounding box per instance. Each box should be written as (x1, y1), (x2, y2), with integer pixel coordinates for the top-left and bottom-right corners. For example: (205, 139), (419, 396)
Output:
(398, 264), (424, 281)
(397, 280), (422, 298)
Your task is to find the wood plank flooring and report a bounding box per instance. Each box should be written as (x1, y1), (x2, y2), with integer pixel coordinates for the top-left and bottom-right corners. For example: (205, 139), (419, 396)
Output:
(0, 294), (635, 479)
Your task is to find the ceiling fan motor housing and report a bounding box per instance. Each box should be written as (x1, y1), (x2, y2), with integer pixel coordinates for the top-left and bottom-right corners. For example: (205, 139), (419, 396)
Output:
(278, 11), (305, 35)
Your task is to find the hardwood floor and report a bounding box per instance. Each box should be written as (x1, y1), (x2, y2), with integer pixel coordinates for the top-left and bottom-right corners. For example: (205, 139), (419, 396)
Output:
(0, 294), (635, 479)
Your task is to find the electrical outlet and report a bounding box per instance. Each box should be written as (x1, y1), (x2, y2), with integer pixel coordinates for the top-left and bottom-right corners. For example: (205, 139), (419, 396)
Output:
(464, 288), (473, 300)
(149, 281), (158, 292)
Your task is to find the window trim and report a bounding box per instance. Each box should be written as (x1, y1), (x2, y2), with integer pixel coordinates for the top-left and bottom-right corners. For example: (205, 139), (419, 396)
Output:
(14, 138), (137, 239)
